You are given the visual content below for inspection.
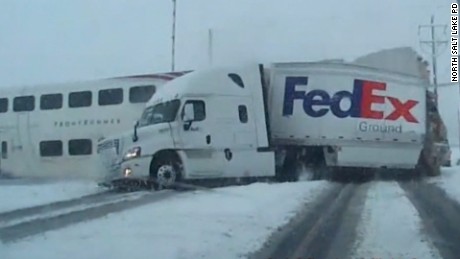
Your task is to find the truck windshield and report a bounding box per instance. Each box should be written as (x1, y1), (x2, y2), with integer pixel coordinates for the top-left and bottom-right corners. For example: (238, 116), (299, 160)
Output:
(138, 99), (181, 127)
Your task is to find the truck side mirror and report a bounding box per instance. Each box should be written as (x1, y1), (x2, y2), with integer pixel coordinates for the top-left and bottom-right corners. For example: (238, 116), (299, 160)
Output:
(133, 120), (139, 142)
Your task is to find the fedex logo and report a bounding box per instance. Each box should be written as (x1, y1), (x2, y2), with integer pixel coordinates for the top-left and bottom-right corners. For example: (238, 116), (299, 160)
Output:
(282, 77), (419, 123)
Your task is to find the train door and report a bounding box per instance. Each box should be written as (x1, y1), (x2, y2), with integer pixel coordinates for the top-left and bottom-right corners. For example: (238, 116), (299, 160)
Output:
(0, 123), (13, 176)
(0, 135), (3, 173)
(12, 106), (33, 176)
(0, 138), (8, 174)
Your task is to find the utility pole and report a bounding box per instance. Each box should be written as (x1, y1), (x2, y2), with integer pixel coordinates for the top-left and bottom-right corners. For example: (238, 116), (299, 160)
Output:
(171, 0), (177, 72)
(418, 15), (448, 105)
(208, 28), (213, 66)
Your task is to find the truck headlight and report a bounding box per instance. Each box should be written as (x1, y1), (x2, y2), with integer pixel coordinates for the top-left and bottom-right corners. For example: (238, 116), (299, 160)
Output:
(123, 146), (141, 161)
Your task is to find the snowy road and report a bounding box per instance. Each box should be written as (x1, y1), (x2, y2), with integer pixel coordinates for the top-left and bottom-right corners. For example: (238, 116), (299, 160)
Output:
(1, 168), (460, 259)
(250, 179), (460, 259)
(400, 181), (460, 259)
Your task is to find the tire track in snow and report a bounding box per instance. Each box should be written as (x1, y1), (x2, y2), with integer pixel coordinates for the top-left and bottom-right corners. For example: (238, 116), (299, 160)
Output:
(400, 180), (460, 259)
(249, 182), (369, 259)
(0, 190), (176, 244)
(352, 181), (442, 259)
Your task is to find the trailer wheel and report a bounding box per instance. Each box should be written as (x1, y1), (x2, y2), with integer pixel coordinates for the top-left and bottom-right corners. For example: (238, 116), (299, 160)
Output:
(425, 159), (441, 177)
(311, 164), (327, 181)
(417, 150), (441, 177)
(150, 151), (183, 190)
(276, 149), (299, 182)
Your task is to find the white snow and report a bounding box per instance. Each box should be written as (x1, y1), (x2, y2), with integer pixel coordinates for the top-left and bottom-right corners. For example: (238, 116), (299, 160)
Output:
(0, 191), (150, 228)
(351, 181), (442, 259)
(0, 180), (103, 213)
(0, 181), (329, 259)
(429, 166), (460, 204)
(449, 147), (460, 166)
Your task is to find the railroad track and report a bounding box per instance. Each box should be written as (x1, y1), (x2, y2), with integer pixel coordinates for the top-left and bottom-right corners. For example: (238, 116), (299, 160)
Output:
(0, 190), (176, 243)
(0, 178), (239, 244)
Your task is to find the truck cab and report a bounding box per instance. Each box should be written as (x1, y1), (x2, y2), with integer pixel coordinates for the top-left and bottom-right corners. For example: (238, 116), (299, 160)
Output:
(97, 64), (275, 189)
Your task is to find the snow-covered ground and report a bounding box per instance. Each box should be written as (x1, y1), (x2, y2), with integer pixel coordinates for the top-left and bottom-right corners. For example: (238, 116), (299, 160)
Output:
(0, 181), (330, 259)
(0, 180), (103, 213)
(449, 146), (460, 166)
(2, 166), (460, 259)
(429, 166), (460, 204)
(352, 181), (441, 259)
(0, 191), (150, 229)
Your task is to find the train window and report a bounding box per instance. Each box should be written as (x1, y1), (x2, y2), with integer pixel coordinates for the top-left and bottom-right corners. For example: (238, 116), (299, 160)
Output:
(0, 98), (8, 113)
(39, 140), (63, 157)
(1, 141), (7, 159)
(129, 85), (156, 103)
(13, 96), (35, 112)
(40, 93), (63, 110)
(99, 88), (123, 106)
(238, 105), (248, 123)
(68, 139), (92, 155)
(69, 91), (92, 108)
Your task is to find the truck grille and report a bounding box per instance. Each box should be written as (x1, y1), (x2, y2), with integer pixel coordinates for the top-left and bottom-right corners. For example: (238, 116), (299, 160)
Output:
(97, 138), (123, 181)
(97, 139), (120, 155)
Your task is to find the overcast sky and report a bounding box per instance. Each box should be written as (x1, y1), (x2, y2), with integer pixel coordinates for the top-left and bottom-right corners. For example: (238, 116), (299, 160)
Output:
(0, 0), (458, 144)
(0, 0), (454, 87)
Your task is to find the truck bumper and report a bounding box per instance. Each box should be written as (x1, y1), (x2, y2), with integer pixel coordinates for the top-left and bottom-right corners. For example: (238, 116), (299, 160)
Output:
(99, 156), (152, 188)
(119, 156), (151, 179)
(326, 144), (422, 169)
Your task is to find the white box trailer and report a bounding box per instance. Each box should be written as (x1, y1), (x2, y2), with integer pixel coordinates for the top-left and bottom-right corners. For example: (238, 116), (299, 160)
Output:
(266, 62), (427, 170)
(97, 61), (447, 188)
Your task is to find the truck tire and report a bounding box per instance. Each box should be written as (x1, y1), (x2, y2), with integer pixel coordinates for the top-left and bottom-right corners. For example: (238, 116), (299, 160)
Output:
(328, 167), (351, 182)
(425, 160), (441, 177)
(276, 149), (299, 182)
(150, 155), (183, 190)
(310, 164), (327, 181)
(417, 150), (441, 177)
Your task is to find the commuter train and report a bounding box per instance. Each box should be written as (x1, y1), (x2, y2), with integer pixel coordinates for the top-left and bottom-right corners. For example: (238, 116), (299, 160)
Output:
(0, 71), (189, 180)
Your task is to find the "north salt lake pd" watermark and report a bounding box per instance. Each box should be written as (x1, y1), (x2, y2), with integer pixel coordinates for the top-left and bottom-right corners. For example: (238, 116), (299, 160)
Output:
(452, 2), (458, 82)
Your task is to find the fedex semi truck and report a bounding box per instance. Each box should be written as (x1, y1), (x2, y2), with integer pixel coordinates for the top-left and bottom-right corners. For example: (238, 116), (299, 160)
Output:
(96, 60), (449, 189)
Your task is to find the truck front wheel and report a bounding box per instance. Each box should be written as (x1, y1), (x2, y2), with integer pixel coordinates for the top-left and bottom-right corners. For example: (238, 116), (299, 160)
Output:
(150, 152), (183, 190)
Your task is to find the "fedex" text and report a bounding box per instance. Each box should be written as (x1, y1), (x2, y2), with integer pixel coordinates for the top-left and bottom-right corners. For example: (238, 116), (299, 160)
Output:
(282, 77), (419, 123)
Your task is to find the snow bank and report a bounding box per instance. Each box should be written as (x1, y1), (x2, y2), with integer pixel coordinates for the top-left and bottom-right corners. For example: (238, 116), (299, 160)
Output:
(429, 166), (460, 204)
(449, 146), (460, 166)
(1, 181), (329, 259)
(0, 180), (103, 213)
(351, 181), (441, 259)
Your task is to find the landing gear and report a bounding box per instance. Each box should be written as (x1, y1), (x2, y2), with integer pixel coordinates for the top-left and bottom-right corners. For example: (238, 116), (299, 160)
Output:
(275, 147), (325, 182)
(276, 148), (299, 182)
